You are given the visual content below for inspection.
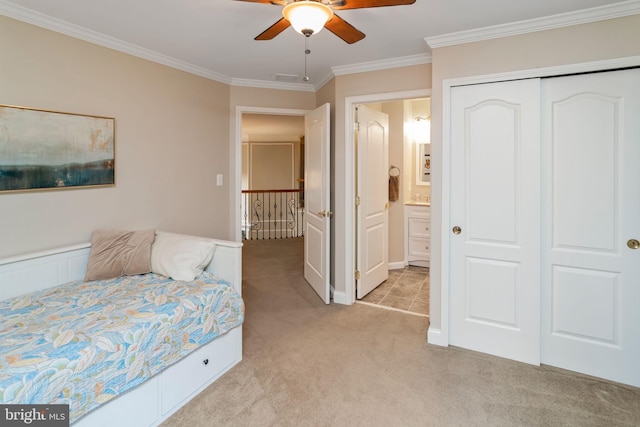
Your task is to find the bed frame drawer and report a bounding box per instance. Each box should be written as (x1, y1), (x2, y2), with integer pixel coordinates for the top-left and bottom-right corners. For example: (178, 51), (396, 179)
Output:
(76, 376), (160, 427)
(161, 328), (241, 415)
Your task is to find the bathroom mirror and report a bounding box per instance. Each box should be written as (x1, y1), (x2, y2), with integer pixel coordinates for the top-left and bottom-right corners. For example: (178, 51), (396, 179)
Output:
(416, 143), (431, 186)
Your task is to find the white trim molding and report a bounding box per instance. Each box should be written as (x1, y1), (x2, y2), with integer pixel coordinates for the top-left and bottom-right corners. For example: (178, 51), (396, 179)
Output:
(426, 0), (640, 49)
(0, 0), (430, 93)
(388, 261), (406, 270)
(331, 54), (432, 76)
(332, 289), (349, 305)
(0, 0), (232, 84)
(427, 327), (446, 346)
(231, 77), (316, 93)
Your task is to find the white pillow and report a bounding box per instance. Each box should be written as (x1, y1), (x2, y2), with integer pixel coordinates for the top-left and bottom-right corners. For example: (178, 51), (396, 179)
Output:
(151, 231), (216, 281)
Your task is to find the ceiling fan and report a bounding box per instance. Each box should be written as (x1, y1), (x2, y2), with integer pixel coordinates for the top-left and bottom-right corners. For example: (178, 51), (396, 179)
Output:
(236, 0), (416, 44)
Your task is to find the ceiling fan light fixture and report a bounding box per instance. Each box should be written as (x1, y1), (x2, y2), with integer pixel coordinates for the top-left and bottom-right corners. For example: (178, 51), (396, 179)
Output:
(282, 1), (333, 37)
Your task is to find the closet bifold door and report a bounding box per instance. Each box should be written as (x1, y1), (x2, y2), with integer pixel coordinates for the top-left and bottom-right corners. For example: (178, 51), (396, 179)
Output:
(449, 79), (541, 365)
(540, 69), (640, 387)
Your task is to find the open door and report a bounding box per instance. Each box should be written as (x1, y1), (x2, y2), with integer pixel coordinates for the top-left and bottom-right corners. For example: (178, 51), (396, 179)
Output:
(304, 103), (331, 304)
(356, 105), (389, 299)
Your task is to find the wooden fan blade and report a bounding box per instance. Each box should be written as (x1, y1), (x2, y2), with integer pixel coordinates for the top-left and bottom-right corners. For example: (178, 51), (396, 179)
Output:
(324, 14), (365, 44)
(332, 0), (415, 10)
(255, 18), (291, 40)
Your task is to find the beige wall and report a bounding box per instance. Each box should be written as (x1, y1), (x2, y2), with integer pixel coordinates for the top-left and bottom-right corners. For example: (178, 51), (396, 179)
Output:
(230, 86), (316, 111)
(244, 140), (302, 190)
(242, 114), (304, 192)
(428, 14), (640, 332)
(0, 16), (231, 258)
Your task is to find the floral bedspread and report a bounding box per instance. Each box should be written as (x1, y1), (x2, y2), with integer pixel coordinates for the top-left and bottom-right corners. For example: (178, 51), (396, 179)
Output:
(0, 272), (244, 422)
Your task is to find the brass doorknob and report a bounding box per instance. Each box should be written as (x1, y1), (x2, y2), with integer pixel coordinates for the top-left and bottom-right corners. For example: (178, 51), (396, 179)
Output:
(452, 226), (462, 235)
(628, 239), (640, 249)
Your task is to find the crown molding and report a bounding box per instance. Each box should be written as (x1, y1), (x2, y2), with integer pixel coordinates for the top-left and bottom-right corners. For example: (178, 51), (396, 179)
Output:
(0, 0), (428, 93)
(425, 0), (640, 49)
(230, 77), (316, 92)
(331, 53), (432, 76)
(0, 0), (233, 84)
(312, 53), (433, 92)
(229, 53), (434, 91)
(313, 71), (336, 92)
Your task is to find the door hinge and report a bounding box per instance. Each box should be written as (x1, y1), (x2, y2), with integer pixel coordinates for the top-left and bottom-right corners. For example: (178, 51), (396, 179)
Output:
(355, 271), (360, 280)
(355, 121), (360, 131)
(355, 196), (360, 206)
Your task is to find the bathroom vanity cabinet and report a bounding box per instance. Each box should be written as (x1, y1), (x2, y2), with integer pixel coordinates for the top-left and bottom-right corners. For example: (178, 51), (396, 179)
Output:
(405, 204), (430, 267)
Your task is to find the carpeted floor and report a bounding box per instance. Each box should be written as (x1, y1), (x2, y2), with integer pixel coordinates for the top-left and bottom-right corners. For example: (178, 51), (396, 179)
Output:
(162, 238), (640, 426)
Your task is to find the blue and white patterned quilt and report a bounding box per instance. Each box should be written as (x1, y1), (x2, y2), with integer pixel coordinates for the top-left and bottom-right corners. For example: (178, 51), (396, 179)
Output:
(0, 272), (244, 422)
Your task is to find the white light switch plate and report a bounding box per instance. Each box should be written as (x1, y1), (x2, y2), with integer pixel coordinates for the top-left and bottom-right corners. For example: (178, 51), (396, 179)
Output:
(216, 174), (223, 186)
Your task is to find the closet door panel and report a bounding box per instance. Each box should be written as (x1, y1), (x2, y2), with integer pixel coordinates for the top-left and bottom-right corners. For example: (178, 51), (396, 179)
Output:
(450, 78), (541, 365)
(466, 102), (518, 244)
(542, 69), (640, 387)
(552, 93), (617, 252)
(551, 266), (618, 343)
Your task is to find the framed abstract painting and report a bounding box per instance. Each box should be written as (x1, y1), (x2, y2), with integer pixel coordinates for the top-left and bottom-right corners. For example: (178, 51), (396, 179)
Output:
(0, 104), (115, 192)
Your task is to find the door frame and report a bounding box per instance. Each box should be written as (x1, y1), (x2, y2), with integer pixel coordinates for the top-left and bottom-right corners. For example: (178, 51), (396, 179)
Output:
(232, 106), (309, 243)
(343, 89), (431, 305)
(434, 55), (640, 347)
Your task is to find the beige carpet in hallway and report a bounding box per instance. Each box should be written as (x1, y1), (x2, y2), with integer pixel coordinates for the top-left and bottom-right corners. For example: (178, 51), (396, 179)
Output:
(162, 238), (640, 426)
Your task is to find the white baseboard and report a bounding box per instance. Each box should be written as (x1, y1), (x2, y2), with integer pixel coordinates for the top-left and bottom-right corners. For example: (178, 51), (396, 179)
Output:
(408, 260), (430, 268)
(388, 261), (406, 270)
(427, 326), (448, 346)
(332, 288), (350, 305)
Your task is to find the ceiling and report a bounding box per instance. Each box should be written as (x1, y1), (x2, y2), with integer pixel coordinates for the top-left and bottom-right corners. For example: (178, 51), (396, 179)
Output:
(0, 0), (634, 90)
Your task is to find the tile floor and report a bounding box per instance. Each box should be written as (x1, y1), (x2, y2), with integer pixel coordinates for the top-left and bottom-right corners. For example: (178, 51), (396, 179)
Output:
(360, 266), (429, 316)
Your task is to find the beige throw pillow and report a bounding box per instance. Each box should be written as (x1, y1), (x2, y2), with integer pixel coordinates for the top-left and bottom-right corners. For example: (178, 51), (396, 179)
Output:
(85, 229), (156, 281)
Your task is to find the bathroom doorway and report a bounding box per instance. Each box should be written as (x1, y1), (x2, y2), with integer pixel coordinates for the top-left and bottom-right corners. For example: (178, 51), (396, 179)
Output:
(353, 96), (431, 317)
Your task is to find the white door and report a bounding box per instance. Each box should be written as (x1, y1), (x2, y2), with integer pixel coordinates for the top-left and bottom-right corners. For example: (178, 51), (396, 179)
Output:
(356, 105), (389, 299)
(541, 69), (640, 387)
(450, 79), (542, 365)
(304, 103), (331, 304)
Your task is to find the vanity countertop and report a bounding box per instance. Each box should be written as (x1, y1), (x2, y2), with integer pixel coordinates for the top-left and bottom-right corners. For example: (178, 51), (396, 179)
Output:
(405, 201), (430, 207)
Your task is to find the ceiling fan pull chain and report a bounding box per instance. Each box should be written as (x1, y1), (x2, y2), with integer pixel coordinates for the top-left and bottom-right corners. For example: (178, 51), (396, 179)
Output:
(303, 36), (310, 81)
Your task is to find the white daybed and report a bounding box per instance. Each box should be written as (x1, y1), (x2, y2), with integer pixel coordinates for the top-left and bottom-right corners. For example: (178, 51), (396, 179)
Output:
(0, 232), (243, 426)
